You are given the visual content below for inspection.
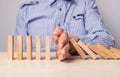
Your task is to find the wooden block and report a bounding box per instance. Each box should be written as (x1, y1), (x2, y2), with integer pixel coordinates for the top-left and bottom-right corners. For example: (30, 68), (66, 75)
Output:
(36, 36), (41, 60)
(70, 38), (87, 60)
(8, 35), (14, 60)
(45, 36), (51, 60)
(96, 44), (118, 60)
(26, 36), (32, 60)
(87, 43), (109, 60)
(17, 36), (23, 60)
(78, 40), (98, 60)
(110, 47), (120, 55)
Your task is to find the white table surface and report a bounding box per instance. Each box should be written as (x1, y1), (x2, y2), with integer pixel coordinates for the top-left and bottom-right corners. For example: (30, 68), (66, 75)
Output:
(0, 52), (120, 77)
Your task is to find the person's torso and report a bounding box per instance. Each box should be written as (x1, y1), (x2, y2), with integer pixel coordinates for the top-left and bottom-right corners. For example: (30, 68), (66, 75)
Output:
(21, 0), (87, 51)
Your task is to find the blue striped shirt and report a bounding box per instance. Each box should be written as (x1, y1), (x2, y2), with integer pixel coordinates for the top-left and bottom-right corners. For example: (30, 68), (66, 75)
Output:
(15, 0), (115, 52)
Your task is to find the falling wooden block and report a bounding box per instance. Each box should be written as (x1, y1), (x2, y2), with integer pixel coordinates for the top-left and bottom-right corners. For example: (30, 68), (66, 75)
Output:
(70, 38), (87, 59)
(87, 43), (109, 60)
(17, 36), (23, 60)
(26, 36), (32, 60)
(8, 35), (14, 60)
(45, 36), (51, 60)
(36, 36), (41, 60)
(96, 44), (118, 60)
(78, 40), (98, 60)
(110, 47), (120, 55)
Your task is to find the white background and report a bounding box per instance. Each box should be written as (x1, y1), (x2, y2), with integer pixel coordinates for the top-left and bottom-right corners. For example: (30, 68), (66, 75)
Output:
(0, 0), (120, 51)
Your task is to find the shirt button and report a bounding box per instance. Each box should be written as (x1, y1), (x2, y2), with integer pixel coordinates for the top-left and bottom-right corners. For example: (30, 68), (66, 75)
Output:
(59, 8), (62, 11)
(73, 16), (76, 18)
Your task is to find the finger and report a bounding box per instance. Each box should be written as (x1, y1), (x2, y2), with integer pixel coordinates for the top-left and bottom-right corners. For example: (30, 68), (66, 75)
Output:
(53, 35), (59, 43)
(61, 43), (70, 56)
(56, 49), (61, 59)
(58, 43), (70, 61)
(58, 50), (67, 61)
(53, 27), (64, 44)
(58, 31), (69, 49)
(53, 27), (64, 36)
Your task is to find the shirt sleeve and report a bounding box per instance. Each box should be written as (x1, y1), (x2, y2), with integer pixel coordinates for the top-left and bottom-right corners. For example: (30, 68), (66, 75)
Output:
(14, 7), (28, 51)
(83, 0), (115, 48)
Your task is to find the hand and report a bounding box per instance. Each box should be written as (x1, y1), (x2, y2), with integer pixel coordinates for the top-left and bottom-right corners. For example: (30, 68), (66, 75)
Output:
(53, 27), (70, 61)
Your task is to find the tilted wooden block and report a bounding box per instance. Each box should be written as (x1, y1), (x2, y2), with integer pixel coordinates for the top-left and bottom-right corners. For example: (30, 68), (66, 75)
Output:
(87, 43), (109, 60)
(45, 36), (51, 60)
(17, 36), (23, 60)
(110, 47), (120, 55)
(36, 36), (41, 60)
(78, 40), (98, 60)
(70, 38), (87, 60)
(96, 44), (118, 60)
(26, 36), (32, 60)
(8, 35), (14, 60)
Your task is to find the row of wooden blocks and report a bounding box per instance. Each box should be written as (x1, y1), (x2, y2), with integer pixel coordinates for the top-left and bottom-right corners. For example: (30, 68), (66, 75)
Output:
(70, 38), (120, 60)
(8, 35), (51, 60)
(8, 35), (120, 61)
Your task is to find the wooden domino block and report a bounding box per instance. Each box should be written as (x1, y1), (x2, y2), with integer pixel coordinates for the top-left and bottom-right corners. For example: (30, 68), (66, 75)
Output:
(87, 43), (109, 60)
(70, 38), (87, 60)
(36, 36), (41, 60)
(110, 47), (120, 55)
(17, 36), (23, 60)
(8, 35), (14, 60)
(78, 40), (98, 60)
(96, 44), (118, 60)
(26, 36), (32, 60)
(45, 36), (51, 60)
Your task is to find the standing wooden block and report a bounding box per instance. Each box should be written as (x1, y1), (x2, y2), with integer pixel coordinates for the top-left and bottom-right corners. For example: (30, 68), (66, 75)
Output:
(87, 43), (109, 60)
(8, 35), (14, 60)
(45, 36), (51, 60)
(96, 44), (118, 60)
(78, 40), (98, 60)
(36, 36), (41, 60)
(26, 36), (32, 60)
(70, 38), (87, 60)
(110, 47), (120, 55)
(17, 36), (23, 60)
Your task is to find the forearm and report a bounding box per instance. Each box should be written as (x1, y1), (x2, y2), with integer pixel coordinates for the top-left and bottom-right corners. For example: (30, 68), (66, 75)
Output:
(83, 31), (115, 48)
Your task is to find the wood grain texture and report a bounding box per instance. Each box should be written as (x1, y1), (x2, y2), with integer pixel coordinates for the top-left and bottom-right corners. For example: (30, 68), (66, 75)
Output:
(96, 44), (118, 60)
(45, 36), (51, 60)
(87, 43), (109, 60)
(26, 36), (32, 60)
(78, 40), (98, 60)
(17, 36), (23, 60)
(8, 35), (14, 60)
(36, 36), (41, 60)
(70, 38), (87, 59)
(110, 47), (120, 55)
